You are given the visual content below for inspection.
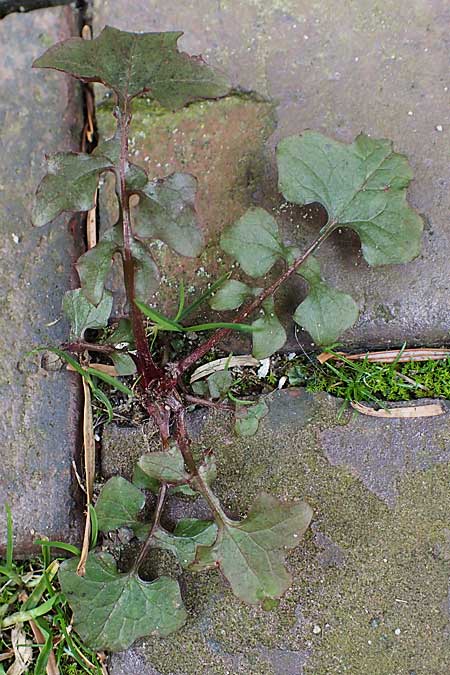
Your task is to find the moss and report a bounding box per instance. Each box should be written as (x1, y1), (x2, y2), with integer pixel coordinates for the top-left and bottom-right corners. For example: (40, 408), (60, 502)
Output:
(110, 390), (450, 674)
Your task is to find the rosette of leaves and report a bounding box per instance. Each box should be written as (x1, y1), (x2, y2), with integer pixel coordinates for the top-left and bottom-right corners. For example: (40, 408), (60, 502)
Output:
(214, 131), (423, 352)
(31, 26), (231, 364)
(59, 444), (312, 650)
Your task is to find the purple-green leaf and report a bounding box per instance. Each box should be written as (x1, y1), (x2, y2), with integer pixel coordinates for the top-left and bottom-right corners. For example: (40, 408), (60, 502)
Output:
(133, 173), (203, 257)
(192, 493), (312, 605)
(59, 553), (186, 651)
(32, 152), (112, 227)
(33, 26), (231, 108)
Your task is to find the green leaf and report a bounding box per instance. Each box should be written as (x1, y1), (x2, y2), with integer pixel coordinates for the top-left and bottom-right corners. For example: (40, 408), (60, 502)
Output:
(185, 321), (255, 333)
(134, 173), (203, 257)
(94, 133), (148, 190)
(110, 352), (136, 376)
(87, 368), (134, 397)
(105, 319), (134, 347)
(130, 238), (160, 302)
(76, 238), (118, 306)
(293, 282), (359, 346)
(138, 444), (189, 484)
(277, 131), (423, 265)
(251, 297), (286, 359)
(149, 520), (217, 568)
(220, 207), (284, 277)
(132, 463), (160, 494)
(193, 493), (312, 605)
(34, 26), (230, 108)
(62, 289), (113, 339)
(95, 477), (144, 532)
(32, 152), (111, 227)
(207, 370), (233, 399)
(285, 248), (359, 345)
(235, 399), (269, 437)
(59, 552), (186, 651)
(209, 279), (252, 311)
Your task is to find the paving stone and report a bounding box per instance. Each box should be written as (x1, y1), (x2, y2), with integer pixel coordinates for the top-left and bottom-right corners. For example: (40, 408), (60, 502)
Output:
(95, 0), (450, 350)
(102, 389), (450, 675)
(0, 6), (83, 555)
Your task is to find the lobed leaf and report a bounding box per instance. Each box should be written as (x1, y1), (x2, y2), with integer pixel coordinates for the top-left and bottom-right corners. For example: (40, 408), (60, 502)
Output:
(59, 553), (186, 651)
(134, 173), (203, 257)
(251, 297), (286, 359)
(33, 26), (230, 108)
(193, 493), (312, 605)
(62, 288), (113, 339)
(220, 207), (284, 277)
(277, 131), (423, 265)
(32, 152), (111, 227)
(150, 520), (218, 568)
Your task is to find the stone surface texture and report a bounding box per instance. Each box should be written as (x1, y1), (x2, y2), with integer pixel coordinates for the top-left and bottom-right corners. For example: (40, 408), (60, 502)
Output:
(0, 6), (83, 554)
(95, 0), (450, 350)
(103, 390), (450, 675)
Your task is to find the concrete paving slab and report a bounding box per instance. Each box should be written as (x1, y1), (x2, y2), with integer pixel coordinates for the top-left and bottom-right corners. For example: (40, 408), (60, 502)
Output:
(102, 389), (450, 675)
(0, 6), (83, 554)
(95, 0), (450, 350)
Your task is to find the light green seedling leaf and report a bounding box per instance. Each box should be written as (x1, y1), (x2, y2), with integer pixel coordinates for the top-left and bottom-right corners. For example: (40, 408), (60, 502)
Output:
(251, 297), (287, 359)
(32, 152), (111, 227)
(138, 444), (190, 484)
(209, 279), (252, 311)
(220, 207), (284, 277)
(150, 520), (218, 568)
(235, 399), (269, 437)
(62, 289), (113, 339)
(286, 247), (359, 346)
(207, 370), (233, 399)
(193, 493), (312, 605)
(59, 553), (186, 651)
(277, 131), (423, 265)
(94, 133), (148, 190)
(34, 26), (230, 108)
(110, 352), (136, 376)
(95, 476), (144, 532)
(134, 173), (203, 257)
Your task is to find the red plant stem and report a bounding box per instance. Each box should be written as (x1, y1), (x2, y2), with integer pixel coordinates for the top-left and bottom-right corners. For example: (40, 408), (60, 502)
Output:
(117, 105), (162, 388)
(175, 222), (336, 377)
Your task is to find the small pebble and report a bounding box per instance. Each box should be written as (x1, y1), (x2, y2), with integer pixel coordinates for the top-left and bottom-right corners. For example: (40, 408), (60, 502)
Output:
(394, 628), (401, 636)
(435, 124), (443, 132)
(312, 624), (321, 634)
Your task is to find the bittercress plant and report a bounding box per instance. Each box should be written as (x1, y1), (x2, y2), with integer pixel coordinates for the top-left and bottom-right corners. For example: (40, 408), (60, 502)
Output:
(32, 26), (423, 652)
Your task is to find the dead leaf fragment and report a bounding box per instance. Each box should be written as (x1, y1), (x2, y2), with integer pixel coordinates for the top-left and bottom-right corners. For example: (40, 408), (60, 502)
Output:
(190, 355), (259, 383)
(318, 348), (450, 365)
(7, 626), (32, 675)
(351, 401), (445, 418)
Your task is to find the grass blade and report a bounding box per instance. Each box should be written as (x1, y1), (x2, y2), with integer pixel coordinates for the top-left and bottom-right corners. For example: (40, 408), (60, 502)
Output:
(135, 300), (183, 332)
(34, 540), (81, 556)
(87, 368), (134, 396)
(173, 279), (185, 322)
(185, 321), (256, 333)
(179, 273), (230, 321)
